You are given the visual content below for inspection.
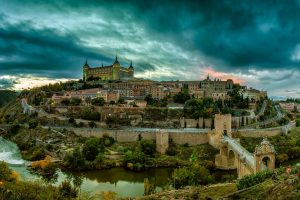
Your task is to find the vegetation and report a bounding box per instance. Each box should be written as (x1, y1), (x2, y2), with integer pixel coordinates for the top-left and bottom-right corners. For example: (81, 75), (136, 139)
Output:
(171, 164), (214, 189)
(240, 127), (300, 165)
(145, 94), (168, 107)
(0, 90), (18, 108)
(173, 91), (190, 104)
(91, 97), (105, 106)
(237, 170), (274, 190)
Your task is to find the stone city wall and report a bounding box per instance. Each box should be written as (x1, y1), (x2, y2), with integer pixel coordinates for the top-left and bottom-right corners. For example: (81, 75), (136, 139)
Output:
(67, 127), (209, 145)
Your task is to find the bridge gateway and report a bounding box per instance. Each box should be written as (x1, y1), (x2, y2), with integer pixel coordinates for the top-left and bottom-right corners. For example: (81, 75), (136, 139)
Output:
(213, 114), (276, 178)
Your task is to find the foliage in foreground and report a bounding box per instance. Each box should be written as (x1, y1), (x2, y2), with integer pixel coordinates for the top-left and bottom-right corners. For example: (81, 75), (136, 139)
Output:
(171, 164), (214, 189)
(237, 170), (274, 190)
(0, 161), (81, 200)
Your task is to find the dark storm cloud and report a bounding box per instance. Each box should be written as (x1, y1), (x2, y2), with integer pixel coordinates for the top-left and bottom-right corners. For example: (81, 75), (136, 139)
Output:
(0, 15), (111, 78)
(0, 77), (19, 89)
(0, 0), (300, 95)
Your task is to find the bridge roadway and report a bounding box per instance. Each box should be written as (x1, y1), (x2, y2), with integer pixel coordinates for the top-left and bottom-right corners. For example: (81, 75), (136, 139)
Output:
(223, 135), (255, 167)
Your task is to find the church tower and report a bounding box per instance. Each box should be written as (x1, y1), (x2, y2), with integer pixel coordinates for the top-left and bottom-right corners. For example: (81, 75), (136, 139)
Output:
(82, 59), (90, 81)
(112, 56), (121, 80)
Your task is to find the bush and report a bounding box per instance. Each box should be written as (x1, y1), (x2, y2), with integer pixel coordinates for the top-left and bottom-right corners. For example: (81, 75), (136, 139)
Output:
(105, 116), (118, 127)
(124, 150), (145, 164)
(82, 138), (102, 161)
(68, 117), (76, 124)
(58, 181), (78, 198)
(100, 135), (115, 147)
(172, 164), (214, 189)
(140, 140), (156, 156)
(166, 147), (177, 156)
(69, 98), (82, 106)
(28, 119), (38, 129)
(60, 98), (70, 106)
(0, 161), (13, 181)
(88, 121), (96, 128)
(296, 118), (300, 127)
(237, 170), (274, 190)
(64, 147), (85, 170)
(91, 97), (105, 106)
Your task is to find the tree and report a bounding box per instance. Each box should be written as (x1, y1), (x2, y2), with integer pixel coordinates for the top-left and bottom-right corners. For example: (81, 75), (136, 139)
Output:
(70, 98), (82, 106)
(61, 98), (70, 106)
(106, 116), (118, 128)
(64, 147), (85, 169)
(117, 98), (125, 104)
(85, 96), (92, 105)
(173, 91), (190, 104)
(28, 119), (38, 129)
(91, 97), (105, 106)
(82, 138), (100, 161)
(88, 121), (96, 128)
(140, 140), (156, 156)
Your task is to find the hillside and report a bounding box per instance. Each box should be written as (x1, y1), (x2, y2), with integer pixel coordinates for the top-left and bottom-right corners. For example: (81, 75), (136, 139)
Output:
(0, 90), (18, 108)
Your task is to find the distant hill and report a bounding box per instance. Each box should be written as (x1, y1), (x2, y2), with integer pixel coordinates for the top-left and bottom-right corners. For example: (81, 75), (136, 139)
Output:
(0, 90), (19, 107)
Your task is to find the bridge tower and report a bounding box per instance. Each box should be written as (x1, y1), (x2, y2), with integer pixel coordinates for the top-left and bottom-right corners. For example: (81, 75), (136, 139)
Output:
(209, 114), (232, 148)
(254, 137), (276, 173)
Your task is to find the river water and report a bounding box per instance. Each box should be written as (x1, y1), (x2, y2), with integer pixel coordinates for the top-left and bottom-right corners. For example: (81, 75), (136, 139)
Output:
(0, 136), (236, 198)
(0, 136), (172, 198)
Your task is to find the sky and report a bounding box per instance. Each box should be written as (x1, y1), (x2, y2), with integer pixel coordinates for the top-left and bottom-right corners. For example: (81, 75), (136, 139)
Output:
(0, 0), (299, 97)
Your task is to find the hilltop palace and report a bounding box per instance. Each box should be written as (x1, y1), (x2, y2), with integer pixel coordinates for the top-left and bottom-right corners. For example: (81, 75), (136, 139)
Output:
(83, 56), (134, 81)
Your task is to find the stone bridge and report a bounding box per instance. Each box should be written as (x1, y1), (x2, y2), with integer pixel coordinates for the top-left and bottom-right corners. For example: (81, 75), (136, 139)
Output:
(212, 114), (276, 178)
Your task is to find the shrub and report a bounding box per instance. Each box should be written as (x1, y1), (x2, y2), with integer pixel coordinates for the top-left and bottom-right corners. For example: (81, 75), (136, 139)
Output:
(124, 150), (145, 164)
(237, 170), (274, 190)
(172, 164), (214, 189)
(0, 161), (13, 181)
(28, 119), (38, 129)
(296, 118), (300, 127)
(91, 97), (105, 106)
(140, 140), (156, 156)
(166, 147), (177, 156)
(58, 181), (78, 198)
(68, 117), (76, 124)
(82, 138), (102, 161)
(60, 98), (70, 106)
(69, 98), (82, 106)
(64, 147), (85, 170)
(88, 121), (96, 128)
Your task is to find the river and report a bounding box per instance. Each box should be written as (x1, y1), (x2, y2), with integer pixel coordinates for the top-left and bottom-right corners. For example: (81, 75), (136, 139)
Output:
(0, 136), (172, 198)
(0, 136), (236, 198)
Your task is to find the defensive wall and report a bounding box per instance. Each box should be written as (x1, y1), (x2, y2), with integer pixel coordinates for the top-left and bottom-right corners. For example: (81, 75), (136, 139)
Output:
(65, 127), (210, 146)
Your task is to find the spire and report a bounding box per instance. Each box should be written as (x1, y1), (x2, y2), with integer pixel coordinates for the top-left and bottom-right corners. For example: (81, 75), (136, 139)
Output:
(207, 74), (210, 80)
(83, 58), (89, 68)
(113, 55), (120, 65)
(129, 60), (133, 69)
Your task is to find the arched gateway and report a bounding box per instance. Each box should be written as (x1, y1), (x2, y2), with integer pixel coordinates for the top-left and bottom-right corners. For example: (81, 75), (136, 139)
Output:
(214, 114), (276, 178)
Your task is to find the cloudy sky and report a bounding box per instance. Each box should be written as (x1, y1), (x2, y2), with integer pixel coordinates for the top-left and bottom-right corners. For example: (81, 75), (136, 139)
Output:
(0, 0), (299, 97)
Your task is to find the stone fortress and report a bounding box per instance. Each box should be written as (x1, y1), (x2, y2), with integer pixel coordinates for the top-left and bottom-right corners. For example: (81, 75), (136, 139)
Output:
(83, 56), (134, 81)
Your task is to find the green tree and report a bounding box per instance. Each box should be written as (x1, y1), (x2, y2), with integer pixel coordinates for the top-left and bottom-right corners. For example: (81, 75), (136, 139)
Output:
(60, 98), (70, 106)
(28, 119), (38, 129)
(140, 140), (156, 156)
(173, 91), (190, 104)
(64, 147), (85, 169)
(82, 138), (101, 161)
(69, 98), (82, 106)
(91, 97), (105, 106)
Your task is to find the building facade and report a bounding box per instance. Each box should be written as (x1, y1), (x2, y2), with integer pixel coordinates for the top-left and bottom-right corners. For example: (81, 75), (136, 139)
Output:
(83, 56), (134, 81)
